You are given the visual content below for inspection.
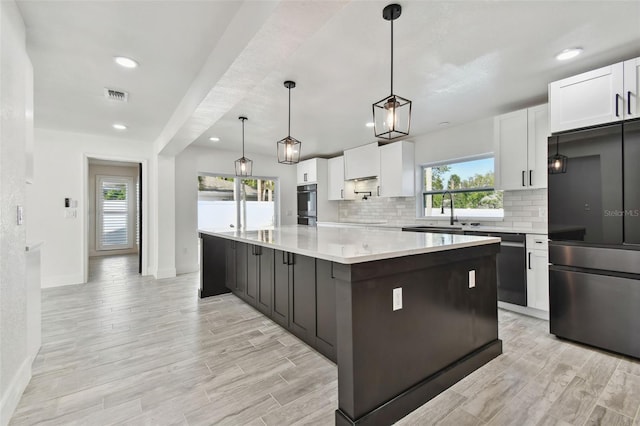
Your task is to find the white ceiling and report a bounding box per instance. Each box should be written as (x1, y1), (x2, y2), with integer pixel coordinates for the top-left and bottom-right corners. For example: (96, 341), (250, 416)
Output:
(18, 1), (640, 160)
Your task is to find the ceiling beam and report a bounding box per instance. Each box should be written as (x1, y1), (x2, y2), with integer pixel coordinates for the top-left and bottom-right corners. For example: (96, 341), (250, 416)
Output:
(156, 0), (349, 157)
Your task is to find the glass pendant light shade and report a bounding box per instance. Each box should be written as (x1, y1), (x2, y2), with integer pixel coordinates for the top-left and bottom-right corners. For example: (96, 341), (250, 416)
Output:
(373, 4), (412, 140)
(277, 81), (302, 164)
(277, 136), (301, 165)
(235, 116), (252, 176)
(548, 136), (568, 174)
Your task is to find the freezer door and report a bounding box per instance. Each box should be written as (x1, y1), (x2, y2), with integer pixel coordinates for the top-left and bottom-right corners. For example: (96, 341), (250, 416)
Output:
(550, 267), (640, 358)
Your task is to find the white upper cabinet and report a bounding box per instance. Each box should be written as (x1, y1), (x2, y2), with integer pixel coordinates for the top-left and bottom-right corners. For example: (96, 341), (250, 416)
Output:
(297, 158), (318, 184)
(344, 142), (380, 181)
(494, 104), (548, 191)
(327, 156), (355, 200)
(624, 57), (640, 120)
(549, 57), (640, 133)
(378, 141), (415, 197)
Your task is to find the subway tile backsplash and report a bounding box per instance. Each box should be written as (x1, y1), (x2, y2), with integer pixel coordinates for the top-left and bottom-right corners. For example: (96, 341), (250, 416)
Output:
(337, 179), (547, 231)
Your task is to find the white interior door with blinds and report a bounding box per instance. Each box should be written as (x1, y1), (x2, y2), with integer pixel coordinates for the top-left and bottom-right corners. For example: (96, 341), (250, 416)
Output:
(97, 175), (135, 251)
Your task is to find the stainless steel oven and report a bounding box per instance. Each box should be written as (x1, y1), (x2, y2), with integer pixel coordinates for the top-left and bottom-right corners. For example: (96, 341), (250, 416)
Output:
(297, 184), (317, 226)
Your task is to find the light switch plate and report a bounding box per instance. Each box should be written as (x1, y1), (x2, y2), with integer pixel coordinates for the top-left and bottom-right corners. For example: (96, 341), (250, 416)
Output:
(393, 287), (402, 311)
(468, 270), (476, 288)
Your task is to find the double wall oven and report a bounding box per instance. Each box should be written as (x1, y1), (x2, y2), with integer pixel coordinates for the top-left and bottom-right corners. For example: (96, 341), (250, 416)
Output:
(548, 119), (640, 358)
(297, 184), (317, 226)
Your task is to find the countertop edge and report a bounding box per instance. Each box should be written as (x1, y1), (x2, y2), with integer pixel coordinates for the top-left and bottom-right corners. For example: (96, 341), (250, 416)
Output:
(198, 229), (501, 265)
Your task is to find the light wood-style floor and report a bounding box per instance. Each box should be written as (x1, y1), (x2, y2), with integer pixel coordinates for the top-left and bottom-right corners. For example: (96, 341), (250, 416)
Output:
(10, 254), (640, 426)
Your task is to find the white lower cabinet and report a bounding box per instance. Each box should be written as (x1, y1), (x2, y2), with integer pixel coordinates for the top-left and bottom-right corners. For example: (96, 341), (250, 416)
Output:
(526, 234), (549, 312)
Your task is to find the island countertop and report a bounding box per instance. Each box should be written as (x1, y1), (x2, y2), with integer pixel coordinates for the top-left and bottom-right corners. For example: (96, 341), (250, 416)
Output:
(198, 225), (500, 265)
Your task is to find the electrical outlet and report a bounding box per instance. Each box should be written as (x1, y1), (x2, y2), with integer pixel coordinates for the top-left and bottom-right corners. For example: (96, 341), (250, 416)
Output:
(468, 270), (476, 288)
(393, 287), (402, 311)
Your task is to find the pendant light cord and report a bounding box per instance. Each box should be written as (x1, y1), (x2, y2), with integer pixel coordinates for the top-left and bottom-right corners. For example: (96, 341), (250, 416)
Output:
(390, 18), (394, 95)
(288, 86), (291, 137)
(556, 136), (559, 155)
(242, 118), (245, 157)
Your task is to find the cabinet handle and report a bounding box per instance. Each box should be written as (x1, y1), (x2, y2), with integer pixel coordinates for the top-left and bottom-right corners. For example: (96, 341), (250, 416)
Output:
(377, 186), (380, 196)
(521, 171), (526, 187)
(616, 94), (620, 117)
(282, 251), (287, 264)
(529, 170), (533, 186)
(304, 173), (307, 182)
(528, 252), (532, 270)
(629, 91), (633, 116)
(289, 253), (295, 265)
(341, 189), (344, 199)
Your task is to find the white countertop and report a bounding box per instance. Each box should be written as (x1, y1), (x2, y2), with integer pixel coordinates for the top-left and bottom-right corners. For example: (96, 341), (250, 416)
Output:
(199, 225), (500, 265)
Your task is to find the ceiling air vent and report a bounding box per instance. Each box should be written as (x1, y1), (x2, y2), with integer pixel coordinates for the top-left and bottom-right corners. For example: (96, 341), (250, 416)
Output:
(104, 88), (129, 102)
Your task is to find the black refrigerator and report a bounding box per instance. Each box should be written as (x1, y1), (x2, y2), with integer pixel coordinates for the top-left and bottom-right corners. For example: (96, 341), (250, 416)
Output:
(548, 119), (640, 359)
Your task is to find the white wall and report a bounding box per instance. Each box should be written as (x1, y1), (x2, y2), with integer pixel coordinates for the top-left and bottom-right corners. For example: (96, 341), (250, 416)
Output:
(414, 117), (494, 165)
(0, 1), (32, 424)
(88, 163), (140, 257)
(28, 129), (154, 287)
(175, 145), (297, 274)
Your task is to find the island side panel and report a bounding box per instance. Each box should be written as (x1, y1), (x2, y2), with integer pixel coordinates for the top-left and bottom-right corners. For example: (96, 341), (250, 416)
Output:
(334, 243), (501, 424)
(199, 234), (231, 298)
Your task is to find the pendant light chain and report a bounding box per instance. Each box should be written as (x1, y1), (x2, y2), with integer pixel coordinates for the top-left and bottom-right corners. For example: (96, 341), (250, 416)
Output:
(242, 117), (245, 157)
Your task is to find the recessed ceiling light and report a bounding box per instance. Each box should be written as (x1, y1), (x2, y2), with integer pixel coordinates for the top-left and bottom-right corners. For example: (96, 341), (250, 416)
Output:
(209, 137), (220, 142)
(114, 56), (139, 68)
(555, 48), (583, 61)
(365, 122), (375, 128)
(112, 123), (127, 130)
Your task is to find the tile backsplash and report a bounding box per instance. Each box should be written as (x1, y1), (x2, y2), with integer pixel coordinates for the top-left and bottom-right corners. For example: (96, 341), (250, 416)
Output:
(338, 179), (547, 231)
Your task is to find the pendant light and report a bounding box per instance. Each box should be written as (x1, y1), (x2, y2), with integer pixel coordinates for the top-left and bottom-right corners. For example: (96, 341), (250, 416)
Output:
(548, 136), (568, 174)
(277, 81), (301, 164)
(235, 116), (252, 176)
(372, 3), (412, 140)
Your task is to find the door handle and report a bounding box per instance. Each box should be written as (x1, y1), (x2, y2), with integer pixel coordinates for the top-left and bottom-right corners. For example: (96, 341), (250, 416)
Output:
(341, 189), (343, 199)
(529, 170), (533, 186)
(377, 186), (380, 196)
(522, 170), (526, 187)
(616, 94), (620, 117)
(629, 91), (633, 116)
(528, 252), (532, 270)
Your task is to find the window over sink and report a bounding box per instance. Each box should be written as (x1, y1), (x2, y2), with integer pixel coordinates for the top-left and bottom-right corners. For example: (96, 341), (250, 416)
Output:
(421, 156), (503, 219)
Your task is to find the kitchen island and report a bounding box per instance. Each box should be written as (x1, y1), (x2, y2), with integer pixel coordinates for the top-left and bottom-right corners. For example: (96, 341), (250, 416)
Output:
(199, 225), (502, 425)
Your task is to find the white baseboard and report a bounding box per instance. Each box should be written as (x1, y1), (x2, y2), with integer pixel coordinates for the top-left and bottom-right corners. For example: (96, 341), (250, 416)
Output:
(176, 263), (199, 275)
(41, 273), (84, 288)
(498, 301), (550, 321)
(154, 267), (177, 280)
(0, 356), (32, 426)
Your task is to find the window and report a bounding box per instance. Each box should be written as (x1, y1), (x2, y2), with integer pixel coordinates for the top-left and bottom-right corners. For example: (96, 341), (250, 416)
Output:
(422, 157), (503, 218)
(97, 176), (136, 250)
(197, 175), (278, 230)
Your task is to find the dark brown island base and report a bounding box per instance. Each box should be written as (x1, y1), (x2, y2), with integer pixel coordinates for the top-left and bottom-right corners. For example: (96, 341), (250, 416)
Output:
(199, 226), (502, 425)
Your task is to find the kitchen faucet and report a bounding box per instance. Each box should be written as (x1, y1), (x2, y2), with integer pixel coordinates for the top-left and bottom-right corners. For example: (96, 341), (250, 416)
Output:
(441, 191), (457, 226)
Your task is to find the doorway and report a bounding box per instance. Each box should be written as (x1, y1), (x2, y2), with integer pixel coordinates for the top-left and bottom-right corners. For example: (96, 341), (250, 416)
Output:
(86, 158), (144, 281)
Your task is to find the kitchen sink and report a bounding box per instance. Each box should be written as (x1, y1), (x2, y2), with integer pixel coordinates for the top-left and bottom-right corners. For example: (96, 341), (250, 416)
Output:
(401, 226), (464, 234)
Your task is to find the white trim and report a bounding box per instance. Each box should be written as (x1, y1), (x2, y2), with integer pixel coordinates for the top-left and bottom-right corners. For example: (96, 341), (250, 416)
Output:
(176, 262), (199, 275)
(498, 301), (549, 321)
(0, 357), (32, 426)
(41, 273), (84, 288)
(154, 267), (177, 280)
(82, 154), (150, 282)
